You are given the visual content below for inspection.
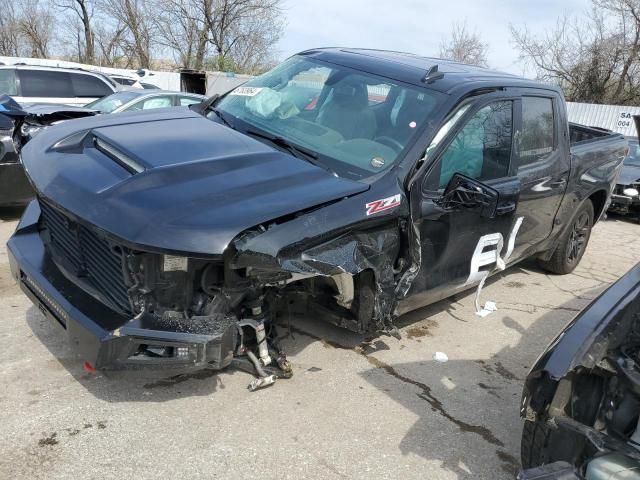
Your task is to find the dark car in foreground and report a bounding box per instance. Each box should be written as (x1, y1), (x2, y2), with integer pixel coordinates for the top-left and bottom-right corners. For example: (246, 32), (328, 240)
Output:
(609, 131), (640, 219)
(519, 263), (640, 479)
(6, 48), (628, 389)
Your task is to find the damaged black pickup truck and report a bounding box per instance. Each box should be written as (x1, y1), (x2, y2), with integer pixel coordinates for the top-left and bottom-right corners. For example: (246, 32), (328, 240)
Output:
(7, 49), (628, 387)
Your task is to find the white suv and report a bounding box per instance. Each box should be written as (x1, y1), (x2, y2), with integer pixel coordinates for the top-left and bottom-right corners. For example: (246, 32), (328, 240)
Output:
(0, 65), (118, 105)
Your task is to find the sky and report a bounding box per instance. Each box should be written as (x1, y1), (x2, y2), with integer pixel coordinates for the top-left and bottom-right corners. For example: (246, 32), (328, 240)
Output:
(277, 0), (592, 76)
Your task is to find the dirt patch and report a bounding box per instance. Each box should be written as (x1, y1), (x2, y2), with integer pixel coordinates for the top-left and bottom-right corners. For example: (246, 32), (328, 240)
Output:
(143, 368), (218, 389)
(476, 360), (521, 382)
(405, 319), (438, 340)
(505, 281), (526, 289)
(478, 383), (501, 398)
(495, 361), (520, 381)
(38, 432), (58, 447)
(496, 450), (520, 475)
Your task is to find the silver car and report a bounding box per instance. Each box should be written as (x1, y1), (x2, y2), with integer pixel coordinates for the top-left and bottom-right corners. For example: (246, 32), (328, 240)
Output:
(85, 90), (206, 113)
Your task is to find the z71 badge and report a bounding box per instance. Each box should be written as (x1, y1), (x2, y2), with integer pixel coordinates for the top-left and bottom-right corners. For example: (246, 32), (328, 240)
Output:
(366, 194), (401, 216)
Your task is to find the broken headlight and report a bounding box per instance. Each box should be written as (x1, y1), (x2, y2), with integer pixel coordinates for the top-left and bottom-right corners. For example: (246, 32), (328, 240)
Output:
(20, 122), (45, 139)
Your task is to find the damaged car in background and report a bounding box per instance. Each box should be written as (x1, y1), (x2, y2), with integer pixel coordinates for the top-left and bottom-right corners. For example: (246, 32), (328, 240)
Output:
(519, 263), (640, 480)
(7, 48), (628, 390)
(0, 91), (206, 207)
(608, 119), (640, 220)
(0, 95), (97, 206)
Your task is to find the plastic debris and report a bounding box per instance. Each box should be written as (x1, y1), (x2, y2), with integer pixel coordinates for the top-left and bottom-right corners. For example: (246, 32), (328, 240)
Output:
(433, 352), (449, 363)
(476, 301), (498, 318)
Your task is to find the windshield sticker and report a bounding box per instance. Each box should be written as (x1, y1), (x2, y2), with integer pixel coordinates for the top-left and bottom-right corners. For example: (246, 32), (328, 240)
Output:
(230, 86), (263, 97)
(366, 194), (401, 216)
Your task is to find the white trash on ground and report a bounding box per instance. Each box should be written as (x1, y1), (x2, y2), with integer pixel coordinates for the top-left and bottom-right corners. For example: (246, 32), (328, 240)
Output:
(476, 301), (498, 318)
(433, 352), (449, 363)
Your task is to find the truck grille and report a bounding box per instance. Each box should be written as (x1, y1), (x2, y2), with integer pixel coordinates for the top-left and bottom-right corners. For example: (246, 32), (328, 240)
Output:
(39, 200), (132, 315)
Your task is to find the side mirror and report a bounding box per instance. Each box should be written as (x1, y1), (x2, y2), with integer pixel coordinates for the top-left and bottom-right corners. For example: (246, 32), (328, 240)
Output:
(436, 173), (499, 218)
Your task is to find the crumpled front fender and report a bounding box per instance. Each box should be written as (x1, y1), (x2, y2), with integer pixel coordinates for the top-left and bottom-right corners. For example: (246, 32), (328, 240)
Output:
(522, 263), (640, 417)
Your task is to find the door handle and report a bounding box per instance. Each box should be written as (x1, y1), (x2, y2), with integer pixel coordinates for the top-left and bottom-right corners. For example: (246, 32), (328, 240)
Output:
(550, 179), (567, 189)
(496, 202), (516, 215)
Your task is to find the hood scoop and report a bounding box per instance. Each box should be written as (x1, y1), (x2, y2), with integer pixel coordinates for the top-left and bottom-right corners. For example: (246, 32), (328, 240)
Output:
(94, 137), (146, 174)
(50, 129), (146, 175)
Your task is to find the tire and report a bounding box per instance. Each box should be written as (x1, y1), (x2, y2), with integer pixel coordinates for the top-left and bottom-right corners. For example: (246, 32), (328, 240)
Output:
(521, 419), (552, 469)
(352, 270), (376, 332)
(539, 200), (594, 275)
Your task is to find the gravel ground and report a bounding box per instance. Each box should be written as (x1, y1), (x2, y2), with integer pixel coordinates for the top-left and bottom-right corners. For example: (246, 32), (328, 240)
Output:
(0, 207), (638, 480)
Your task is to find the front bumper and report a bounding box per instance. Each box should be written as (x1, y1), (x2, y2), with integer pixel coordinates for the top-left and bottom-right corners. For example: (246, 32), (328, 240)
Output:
(7, 201), (236, 370)
(609, 192), (640, 215)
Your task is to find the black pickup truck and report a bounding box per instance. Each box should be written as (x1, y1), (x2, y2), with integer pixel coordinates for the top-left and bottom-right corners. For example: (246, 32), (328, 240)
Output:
(7, 49), (627, 385)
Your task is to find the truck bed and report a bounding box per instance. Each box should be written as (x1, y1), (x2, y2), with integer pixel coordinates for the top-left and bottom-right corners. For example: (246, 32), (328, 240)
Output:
(570, 122), (619, 146)
(569, 122), (626, 160)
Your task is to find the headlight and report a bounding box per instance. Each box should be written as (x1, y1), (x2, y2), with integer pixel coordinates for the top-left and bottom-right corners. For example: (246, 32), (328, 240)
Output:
(623, 187), (639, 197)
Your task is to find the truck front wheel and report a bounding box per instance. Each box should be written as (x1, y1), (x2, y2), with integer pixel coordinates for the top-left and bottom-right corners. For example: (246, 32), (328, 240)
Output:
(539, 200), (594, 275)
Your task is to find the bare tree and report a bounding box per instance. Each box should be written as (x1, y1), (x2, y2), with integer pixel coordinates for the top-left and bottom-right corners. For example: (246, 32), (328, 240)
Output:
(97, 0), (155, 68)
(53, 0), (96, 63)
(511, 1), (640, 104)
(0, 0), (25, 56)
(594, 0), (640, 100)
(154, 0), (210, 69)
(203, 0), (284, 72)
(152, 0), (284, 73)
(17, 0), (57, 58)
(94, 22), (127, 66)
(439, 21), (489, 67)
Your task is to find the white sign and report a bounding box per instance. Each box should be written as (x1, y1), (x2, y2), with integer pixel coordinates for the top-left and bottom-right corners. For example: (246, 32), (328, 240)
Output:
(229, 86), (263, 97)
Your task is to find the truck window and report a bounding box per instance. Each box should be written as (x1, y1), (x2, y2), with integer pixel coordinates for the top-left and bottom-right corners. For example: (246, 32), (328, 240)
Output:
(71, 74), (113, 97)
(519, 97), (554, 167)
(429, 100), (513, 189)
(0, 69), (17, 96)
(19, 70), (74, 98)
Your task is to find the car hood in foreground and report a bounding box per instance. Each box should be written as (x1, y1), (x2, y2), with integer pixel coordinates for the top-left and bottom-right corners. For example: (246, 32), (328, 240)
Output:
(21, 108), (369, 255)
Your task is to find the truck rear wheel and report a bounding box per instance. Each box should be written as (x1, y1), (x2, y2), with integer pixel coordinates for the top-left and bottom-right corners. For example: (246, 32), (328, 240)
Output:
(539, 201), (594, 275)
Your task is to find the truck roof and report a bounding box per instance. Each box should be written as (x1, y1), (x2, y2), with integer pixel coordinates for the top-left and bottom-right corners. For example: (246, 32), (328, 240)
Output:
(300, 47), (562, 96)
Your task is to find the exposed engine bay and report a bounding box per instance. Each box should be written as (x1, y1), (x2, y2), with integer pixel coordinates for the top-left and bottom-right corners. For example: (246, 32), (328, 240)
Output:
(35, 197), (397, 390)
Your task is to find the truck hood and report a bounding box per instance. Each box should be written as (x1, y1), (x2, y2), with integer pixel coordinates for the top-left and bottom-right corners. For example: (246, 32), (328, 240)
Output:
(21, 108), (369, 255)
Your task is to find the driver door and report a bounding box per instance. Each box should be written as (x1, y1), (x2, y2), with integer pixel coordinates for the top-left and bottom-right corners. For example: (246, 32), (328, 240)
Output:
(400, 97), (523, 311)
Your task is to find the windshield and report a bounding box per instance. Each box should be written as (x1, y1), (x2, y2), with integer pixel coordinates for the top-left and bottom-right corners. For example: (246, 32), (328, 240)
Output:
(85, 91), (141, 113)
(214, 56), (445, 179)
(625, 140), (640, 167)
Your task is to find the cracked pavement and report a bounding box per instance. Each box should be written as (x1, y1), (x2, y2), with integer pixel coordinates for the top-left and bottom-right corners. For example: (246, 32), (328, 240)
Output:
(0, 209), (639, 480)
